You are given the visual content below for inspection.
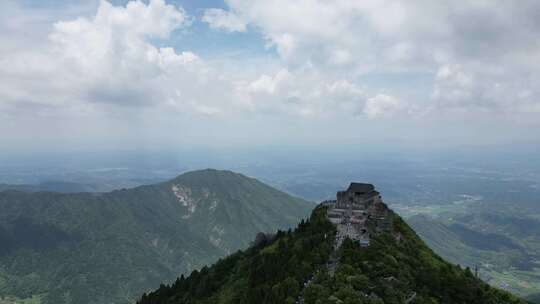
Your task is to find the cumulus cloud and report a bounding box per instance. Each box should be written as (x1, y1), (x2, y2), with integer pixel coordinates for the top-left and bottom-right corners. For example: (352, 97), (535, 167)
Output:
(233, 68), (375, 117)
(202, 8), (246, 32)
(222, 0), (540, 113)
(3, 0), (406, 121)
(432, 64), (476, 107)
(364, 94), (406, 118)
(0, 0), (255, 120)
(2, 0), (540, 131)
(0, 0), (197, 111)
(432, 63), (540, 113)
(0, 0), (394, 121)
(47, 0), (194, 105)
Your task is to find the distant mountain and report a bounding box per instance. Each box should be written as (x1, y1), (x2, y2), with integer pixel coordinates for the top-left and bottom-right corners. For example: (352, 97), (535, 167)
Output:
(138, 205), (525, 304)
(0, 181), (99, 193)
(0, 169), (313, 304)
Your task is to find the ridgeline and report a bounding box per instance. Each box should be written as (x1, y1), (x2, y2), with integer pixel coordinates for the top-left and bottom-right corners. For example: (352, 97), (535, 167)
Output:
(138, 184), (527, 304)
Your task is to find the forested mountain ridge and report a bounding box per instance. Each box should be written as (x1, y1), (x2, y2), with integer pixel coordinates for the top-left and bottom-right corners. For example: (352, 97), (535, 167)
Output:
(138, 205), (527, 304)
(0, 169), (312, 304)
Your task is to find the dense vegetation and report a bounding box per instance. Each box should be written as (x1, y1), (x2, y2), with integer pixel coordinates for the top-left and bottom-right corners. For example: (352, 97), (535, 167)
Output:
(138, 206), (335, 304)
(139, 206), (527, 304)
(0, 169), (312, 304)
(408, 202), (540, 301)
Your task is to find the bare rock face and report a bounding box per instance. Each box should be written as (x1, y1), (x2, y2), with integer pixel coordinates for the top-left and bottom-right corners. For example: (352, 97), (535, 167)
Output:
(171, 184), (198, 218)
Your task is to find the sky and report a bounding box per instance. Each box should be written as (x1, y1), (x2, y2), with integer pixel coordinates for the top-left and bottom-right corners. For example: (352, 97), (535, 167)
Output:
(1, 0), (540, 154)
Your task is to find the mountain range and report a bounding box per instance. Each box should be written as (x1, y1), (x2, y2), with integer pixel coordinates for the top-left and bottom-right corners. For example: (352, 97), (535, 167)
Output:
(0, 169), (313, 304)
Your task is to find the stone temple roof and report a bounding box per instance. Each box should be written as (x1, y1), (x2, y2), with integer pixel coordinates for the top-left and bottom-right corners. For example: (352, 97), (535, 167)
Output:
(346, 183), (375, 194)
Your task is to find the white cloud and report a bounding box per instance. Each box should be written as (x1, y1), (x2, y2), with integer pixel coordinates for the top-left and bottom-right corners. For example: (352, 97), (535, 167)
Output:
(233, 68), (391, 117)
(2, 0), (540, 142)
(0, 0), (216, 114)
(49, 0), (190, 64)
(46, 0), (194, 105)
(2, 0), (540, 149)
(2, 0), (390, 120)
(223, 0), (540, 113)
(246, 69), (291, 95)
(330, 49), (352, 65)
(432, 64), (476, 107)
(432, 63), (540, 113)
(202, 8), (246, 32)
(364, 94), (406, 118)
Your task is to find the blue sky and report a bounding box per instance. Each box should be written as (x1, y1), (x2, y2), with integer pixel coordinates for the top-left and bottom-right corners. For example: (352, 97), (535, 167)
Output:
(15, 0), (271, 57)
(1, 0), (540, 153)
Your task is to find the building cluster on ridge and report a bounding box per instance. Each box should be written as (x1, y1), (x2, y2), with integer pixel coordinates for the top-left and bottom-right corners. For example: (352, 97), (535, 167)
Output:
(322, 183), (392, 248)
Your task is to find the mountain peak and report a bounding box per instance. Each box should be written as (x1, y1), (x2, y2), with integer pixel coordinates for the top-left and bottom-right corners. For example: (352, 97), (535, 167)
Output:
(171, 169), (249, 182)
(139, 183), (526, 304)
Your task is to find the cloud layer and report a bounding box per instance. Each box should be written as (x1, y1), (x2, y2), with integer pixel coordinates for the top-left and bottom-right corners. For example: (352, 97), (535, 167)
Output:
(1, 0), (540, 148)
(0, 0), (410, 120)
(223, 0), (540, 113)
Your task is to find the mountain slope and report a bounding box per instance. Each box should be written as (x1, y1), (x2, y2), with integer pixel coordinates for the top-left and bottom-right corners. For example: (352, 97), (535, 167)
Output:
(408, 212), (540, 300)
(0, 169), (312, 304)
(169, 169), (312, 253)
(138, 205), (526, 304)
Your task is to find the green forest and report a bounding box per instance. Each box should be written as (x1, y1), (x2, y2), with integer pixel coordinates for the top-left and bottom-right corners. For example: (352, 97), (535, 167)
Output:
(138, 206), (527, 304)
(0, 169), (312, 304)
